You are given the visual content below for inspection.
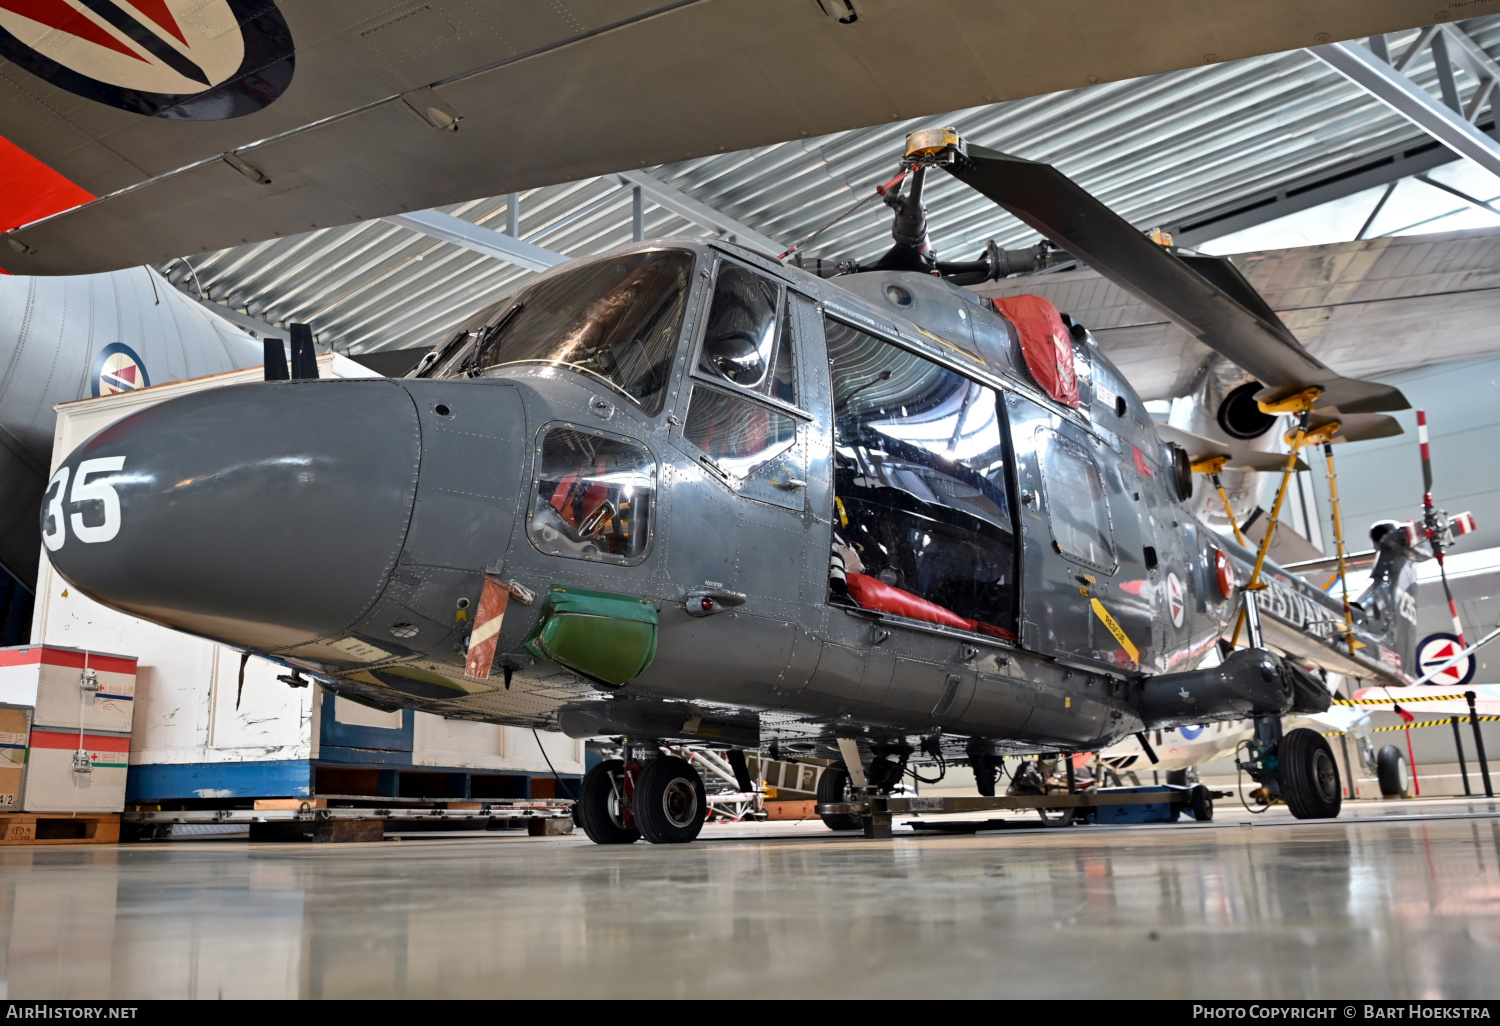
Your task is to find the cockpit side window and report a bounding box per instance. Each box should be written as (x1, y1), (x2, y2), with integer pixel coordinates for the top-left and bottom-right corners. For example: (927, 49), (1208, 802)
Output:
(698, 262), (797, 405)
(420, 250), (693, 416)
(826, 317), (1017, 640)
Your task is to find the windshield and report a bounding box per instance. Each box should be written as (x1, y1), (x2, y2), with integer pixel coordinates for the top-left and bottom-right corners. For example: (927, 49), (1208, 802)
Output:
(422, 250), (694, 415)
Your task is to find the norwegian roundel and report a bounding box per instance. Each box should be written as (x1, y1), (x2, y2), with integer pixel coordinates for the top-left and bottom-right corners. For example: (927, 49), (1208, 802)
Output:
(0, 1), (294, 120)
(1416, 632), (1475, 688)
(1166, 571), (1185, 629)
(93, 342), (150, 396)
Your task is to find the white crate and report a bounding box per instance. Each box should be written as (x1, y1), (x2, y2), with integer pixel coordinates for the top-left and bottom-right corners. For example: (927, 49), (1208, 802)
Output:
(23, 727), (129, 813)
(0, 645), (136, 733)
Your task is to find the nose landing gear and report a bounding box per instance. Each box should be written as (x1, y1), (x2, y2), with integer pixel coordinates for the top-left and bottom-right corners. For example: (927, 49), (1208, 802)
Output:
(575, 749), (709, 844)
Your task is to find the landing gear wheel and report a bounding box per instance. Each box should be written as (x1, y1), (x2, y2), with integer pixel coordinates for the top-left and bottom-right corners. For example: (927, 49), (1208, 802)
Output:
(816, 764), (863, 831)
(634, 756), (707, 844)
(973, 754), (999, 797)
(1280, 728), (1342, 819)
(1188, 783), (1213, 822)
(1165, 769), (1189, 787)
(1376, 745), (1409, 797)
(576, 759), (640, 845)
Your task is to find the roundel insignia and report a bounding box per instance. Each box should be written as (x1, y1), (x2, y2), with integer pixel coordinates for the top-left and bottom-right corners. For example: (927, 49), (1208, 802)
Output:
(93, 342), (149, 396)
(1166, 572), (1185, 629)
(1178, 725), (1204, 740)
(1416, 632), (1475, 687)
(0, 1), (294, 121)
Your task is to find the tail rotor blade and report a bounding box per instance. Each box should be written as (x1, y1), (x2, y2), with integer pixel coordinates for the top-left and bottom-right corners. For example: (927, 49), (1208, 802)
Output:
(1418, 409), (1434, 498)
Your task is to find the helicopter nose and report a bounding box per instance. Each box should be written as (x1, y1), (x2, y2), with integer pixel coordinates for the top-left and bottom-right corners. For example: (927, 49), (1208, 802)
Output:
(42, 379), (421, 652)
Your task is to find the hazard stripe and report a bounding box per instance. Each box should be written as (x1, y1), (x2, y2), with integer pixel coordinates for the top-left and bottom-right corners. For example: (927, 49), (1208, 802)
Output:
(0, 133), (94, 235)
(1334, 695), (1487, 705)
(1325, 715), (1500, 736)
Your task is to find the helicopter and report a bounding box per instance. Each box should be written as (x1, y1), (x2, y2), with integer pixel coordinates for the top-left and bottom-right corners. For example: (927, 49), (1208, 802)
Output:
(39, 129), (1427, 844)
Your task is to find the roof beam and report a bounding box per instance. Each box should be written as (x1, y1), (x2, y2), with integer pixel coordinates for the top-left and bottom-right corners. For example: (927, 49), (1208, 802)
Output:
(1310, 31), (1500, 181)
(1168, 138), (1462, 247)
(611, 170), (783, 257)
(380, 208), (566, 272)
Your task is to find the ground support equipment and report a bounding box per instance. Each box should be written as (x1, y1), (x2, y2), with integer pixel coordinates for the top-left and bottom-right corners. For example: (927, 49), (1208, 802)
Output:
(123, 797), (574, 842)
(818, 784), (1223, 838)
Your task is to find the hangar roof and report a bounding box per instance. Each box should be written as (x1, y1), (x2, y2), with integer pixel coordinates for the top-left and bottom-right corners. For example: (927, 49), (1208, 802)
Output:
(159, 18), (1500, 364)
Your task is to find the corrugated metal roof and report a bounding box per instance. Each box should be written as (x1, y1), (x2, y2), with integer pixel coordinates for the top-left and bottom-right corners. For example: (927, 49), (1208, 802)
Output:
(158, 18), (1500, 358)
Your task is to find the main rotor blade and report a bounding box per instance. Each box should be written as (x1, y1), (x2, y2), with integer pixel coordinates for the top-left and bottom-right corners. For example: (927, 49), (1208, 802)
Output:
(1154, 424), (1308, 472)
(947, 146), (1409, 415)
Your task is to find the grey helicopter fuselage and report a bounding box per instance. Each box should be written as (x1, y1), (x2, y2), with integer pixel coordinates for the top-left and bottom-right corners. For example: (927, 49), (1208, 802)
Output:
(40, 237), (1416, 760)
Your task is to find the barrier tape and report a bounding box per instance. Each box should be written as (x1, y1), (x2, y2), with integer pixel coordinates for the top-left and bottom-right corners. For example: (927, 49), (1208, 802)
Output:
(1323, 714), (1500, 737)
(1332, 695), (1488, 706)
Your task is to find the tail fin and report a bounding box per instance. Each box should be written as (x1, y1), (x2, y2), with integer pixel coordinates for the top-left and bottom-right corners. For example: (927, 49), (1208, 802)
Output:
(1354, 520), (1423, 676)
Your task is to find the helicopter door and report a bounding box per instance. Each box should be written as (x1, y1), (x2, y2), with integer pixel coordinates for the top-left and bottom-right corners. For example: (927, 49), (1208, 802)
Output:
(652, 260), (820, 707)
(1009, 395), (1144, 673)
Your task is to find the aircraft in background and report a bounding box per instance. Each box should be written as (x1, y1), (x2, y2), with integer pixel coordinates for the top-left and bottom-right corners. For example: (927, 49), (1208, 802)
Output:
(0, 1), (1441, 278)
(0, 266), (261, 609)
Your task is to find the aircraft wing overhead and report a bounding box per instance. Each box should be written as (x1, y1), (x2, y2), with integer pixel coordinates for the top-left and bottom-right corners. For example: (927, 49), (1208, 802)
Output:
(948, 146), (1411, 416)
(0, 0), (1444, 276)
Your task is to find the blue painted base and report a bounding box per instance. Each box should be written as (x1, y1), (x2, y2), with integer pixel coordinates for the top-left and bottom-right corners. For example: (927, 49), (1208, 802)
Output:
(126, 758), (581, 802)
(127, 760), (312, 801)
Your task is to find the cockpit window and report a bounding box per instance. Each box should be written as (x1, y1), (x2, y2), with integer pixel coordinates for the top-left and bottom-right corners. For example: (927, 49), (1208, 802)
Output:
(421, 250), (693, 416)
(697, 262), (796, 405)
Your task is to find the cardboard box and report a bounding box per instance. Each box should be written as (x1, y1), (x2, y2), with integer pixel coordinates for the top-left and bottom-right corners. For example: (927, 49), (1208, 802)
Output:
(23, 728), (129, 813)
(0, 705), (30, 811)
(0, 646), (136, 734)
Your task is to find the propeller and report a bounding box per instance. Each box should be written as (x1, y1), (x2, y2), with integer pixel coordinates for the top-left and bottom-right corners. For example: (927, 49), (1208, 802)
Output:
(1417, 410), (1467, 647)
(938, 142), (1410, 417)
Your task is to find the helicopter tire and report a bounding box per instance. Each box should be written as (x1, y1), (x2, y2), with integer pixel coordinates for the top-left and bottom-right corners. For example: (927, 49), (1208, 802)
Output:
(816, 765), (864, 831)
(1280, 728), (1343, 820)
(576, 760), (640, 845)
(634, 756), (707, 844)
(1188, 783), (1213, 822)
(1165, 769), (1189, 787)
(1376, 745), (1409, 798)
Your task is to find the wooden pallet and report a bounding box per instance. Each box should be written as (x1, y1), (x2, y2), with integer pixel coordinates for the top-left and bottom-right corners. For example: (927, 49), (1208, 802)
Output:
(0, 813), (120, 845)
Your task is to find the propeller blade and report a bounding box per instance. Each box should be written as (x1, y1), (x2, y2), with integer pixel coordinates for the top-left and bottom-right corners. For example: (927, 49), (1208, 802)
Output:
(1310, 412), (1404, 444)
(946, 146), (1409, 415)
(1416, 409), (1464, 643)
(1418, 409), (1435, 497)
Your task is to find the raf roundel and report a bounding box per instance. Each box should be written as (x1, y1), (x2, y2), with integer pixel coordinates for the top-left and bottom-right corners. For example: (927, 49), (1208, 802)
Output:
(1415, 632), (1475, 687)
(0, 0), (295, 120)
(93, 342), (150, 397)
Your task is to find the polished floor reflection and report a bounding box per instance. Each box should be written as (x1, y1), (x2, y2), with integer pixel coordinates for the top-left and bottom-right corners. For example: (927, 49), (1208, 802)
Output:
(1, 798), (1498, 999)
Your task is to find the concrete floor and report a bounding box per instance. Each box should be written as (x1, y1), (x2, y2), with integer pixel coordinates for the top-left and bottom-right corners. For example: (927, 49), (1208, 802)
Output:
(2, 797), (1499, 999)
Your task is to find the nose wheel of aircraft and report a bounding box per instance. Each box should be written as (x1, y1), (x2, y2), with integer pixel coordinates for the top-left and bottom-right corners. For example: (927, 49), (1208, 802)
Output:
(1376, 745), (1409, 797)
(576, 759), (641, 844)
(1279, 728), (1342, 819)
(634, 755), (708, 844)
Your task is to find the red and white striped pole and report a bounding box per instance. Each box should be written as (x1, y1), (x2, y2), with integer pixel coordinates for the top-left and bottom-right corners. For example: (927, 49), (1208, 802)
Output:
(1418, 410), (1465, 645)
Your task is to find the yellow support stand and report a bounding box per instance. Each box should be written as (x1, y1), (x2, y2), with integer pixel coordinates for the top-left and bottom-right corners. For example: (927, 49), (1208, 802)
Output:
(1322, 441), (1361, 651)
(1191, 454), (1248, 547)
(1229, 388), (1337, 648)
